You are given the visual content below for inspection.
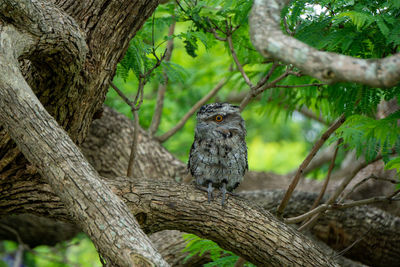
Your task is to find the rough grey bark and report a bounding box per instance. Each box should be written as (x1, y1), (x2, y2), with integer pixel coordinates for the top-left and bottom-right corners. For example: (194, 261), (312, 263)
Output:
(241, 190), (400, 267)
(0, 0), (398, 265)
(150, 230), (213, 266)
(0, 0), (160, 179)
(0, 178), (339, 266)
(81, 108), (186, 181)
(0, 215), (78, 248)
(150, 230), (366, 267)
(0, 1), (168, 266)
(249, 0), (400, 87)
(0, 107), (398, 266)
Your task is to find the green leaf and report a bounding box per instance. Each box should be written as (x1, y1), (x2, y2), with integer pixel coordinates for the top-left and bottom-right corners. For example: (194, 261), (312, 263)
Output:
(161, 61), (189, 84)
(336, 11), (373, 30)
(385, 157), (400, 172)
(183, 33), (199, 58)
(376, 17), (390, 37)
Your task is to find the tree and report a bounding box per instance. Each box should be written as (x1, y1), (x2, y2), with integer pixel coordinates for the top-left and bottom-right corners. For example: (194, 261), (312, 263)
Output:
(0, 0), (399, 266)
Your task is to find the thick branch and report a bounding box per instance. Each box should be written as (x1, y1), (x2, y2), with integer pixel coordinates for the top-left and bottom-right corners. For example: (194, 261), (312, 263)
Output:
(249, 0), (400, 87)
(241, 190), (400, 267)
(118, 180), (338, 266)
(0, 28), (167, 266)
(0, 178), (338, 266)
(0, 0), (87, 69)
(1, 106), (397, 266)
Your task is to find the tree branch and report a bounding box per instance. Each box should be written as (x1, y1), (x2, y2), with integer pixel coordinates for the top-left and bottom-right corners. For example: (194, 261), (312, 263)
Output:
(111, 37), (167, 176)
(0, 22), (167, 266)
(285, 190), (400, 224)
(298, 155), (383, 232)
(109, 81), (141, 177)
(2, 107), (399, 267)
(277, 114), (346, 218)
(273, 83), (326, 88)
(1, 178), (338, 266)
(241, 189), (400, 267)
(298, 106), (328, 125)
(250, 0), (400, 87)
(309, 139), (342, 211)
(227, 34), (253, 87)
(239, 62), (280, 111)
(148, 20), (176, 136)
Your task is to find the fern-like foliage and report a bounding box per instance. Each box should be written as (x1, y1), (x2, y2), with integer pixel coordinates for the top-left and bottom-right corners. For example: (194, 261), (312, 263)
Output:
(182, 234), (256, 266)
(331, 111), (400, 164)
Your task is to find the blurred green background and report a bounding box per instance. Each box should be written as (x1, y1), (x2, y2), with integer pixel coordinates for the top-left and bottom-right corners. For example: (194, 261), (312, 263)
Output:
(2, 0), (399, 266)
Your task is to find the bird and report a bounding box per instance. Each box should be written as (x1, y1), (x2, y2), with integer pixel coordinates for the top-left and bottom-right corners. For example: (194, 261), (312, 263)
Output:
(188, 103), (247, 206)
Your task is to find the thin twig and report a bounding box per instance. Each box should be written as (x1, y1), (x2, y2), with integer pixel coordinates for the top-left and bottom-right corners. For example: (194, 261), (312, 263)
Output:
(14, 244), (24, 267)
(127, 110), (139, 177)
(227, 34), (252, 87)
(276, 114), (346, 219)
(310, 139), (342, 210)
(0, 224), (27, 267)
(136, 79), (145, 109)
(143, 50), (167, 79)
(332, 228), (371, 259)
(175, 0), (186, 13)
(156, 77), (228, 142)
(231, 25), (241, 33)
(298, 155), (383, 231)
(110, 81), (134, 107)
(240, 65), (298, 111)
(330, 155), (383, 205)
(255, 62), (280, 88)
(207, 25), (227, 41)
(254, 67), (294, 95)
(111, 81), (141, 177)
(273, 83), (326, 88)
(0, 224), (24, 245)
(283, 17), (293, 35)
(339, 174), (400, 202)
(285, 189), (400, 224)
(284, 204), (329, 224)
(298, 106), (328, 125)
(111, 39), (166, 176)
(239, 63), (282, 111)
(148, 21), (176, 136)
(335, 190), (400, 208)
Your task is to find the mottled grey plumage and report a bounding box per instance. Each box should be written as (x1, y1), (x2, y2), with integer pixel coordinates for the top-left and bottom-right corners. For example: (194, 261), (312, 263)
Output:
(188, 103), (248, 206)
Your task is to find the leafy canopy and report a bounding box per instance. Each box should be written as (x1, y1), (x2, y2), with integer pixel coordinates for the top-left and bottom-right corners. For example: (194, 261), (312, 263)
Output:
(107, 0), (400, 264)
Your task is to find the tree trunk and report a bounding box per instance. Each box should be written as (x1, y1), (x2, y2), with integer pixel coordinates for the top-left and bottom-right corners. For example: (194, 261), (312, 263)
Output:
(1, 0), (399, 266)
(0, 0), (168, 266)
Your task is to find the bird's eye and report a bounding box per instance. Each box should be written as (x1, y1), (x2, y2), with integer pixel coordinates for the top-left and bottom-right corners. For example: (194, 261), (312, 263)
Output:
(215, 115), (223, 122)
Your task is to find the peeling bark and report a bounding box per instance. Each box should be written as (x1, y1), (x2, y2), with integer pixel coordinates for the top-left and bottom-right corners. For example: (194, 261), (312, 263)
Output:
(249, 0), (400, 87)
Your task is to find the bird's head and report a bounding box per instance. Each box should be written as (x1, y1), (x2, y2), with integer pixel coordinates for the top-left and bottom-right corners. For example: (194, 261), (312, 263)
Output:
(195, 103), (246, 139)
